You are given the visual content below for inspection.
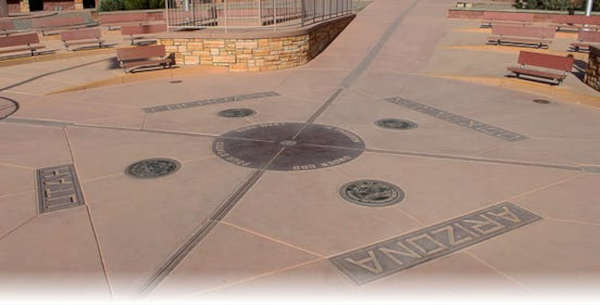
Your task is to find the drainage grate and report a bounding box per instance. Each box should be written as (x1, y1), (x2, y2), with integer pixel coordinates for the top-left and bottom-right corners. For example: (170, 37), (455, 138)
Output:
(0, 97), (19, 120)
(375, 118), (417, 130)
(169, 80), (183, 84)
(218, 108), (256, 118)
(532, 99), (550, 104)
(37, 164), (85, 214)
(126, 158), (181, 178)
(340, 179), (404, 207)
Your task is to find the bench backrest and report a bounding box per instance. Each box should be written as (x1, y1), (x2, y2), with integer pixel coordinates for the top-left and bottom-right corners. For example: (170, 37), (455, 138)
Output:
(551, 14), (600, 26)
(121, 24), (167, 36)
(32, 15), (86, 29)
(577, 29), (600, 42)
(60, 27), (101, 41)
(483, 11), (534, 22)
(117, 45), (165, 61)
(99, 14), (160, 25)
(0, 20), (14, 31)
(518, 51), (573, 72)
(0, 33), (39, 48)
(492, 25), (556, 39)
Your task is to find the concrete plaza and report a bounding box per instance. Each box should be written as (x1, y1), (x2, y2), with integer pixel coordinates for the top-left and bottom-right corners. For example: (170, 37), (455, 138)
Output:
(1, 0), (600, 303)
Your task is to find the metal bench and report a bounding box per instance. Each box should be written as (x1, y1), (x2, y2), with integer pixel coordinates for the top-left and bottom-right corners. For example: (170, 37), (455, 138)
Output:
(60, 28), (105, 51)
(570, 30), (600, 52)
(481, 11), (534, 28)
(487, 25), (555, 49)
(507, 51), (574, 85)
(0, 32), (47, 59)
(32, 15), (93, 36)
(120, 24), (166, 45)
(116, 44), (174, 73)
(551, 15), (600, 32)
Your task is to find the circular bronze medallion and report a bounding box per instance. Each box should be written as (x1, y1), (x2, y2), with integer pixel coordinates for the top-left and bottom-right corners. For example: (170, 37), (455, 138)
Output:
(126, 158), (181, 178)
(340, 180), (404, 207)
(213, 122), (365, 171)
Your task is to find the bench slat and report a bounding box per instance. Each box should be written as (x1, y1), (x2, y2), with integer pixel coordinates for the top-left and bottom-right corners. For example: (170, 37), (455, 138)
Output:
(60, 28), (101, 42)
(518, 51), (573, 71)
(491, 25), (556, 39)
(0, 33), (40, 48)
(121, 24), (167, 36)
(0, 44), (45, 55)
(483, 12), (535, 22)
(507, 66), (566, 81)
(121, 58), (170, 69)
(116, 45), (173, 72)
(32, 15), (86, 29)
(117, 45), (166, 61)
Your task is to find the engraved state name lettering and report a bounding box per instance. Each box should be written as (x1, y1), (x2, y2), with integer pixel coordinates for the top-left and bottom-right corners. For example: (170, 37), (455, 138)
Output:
(330, 203), (540, 284)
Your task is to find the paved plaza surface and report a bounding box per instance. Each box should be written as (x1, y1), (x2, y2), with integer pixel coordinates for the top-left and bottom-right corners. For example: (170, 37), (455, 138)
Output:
(1, 0), (600, 303)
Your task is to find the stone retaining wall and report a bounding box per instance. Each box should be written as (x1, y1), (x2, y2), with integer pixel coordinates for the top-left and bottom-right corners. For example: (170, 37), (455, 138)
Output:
(585, 46), (600, 91)
(157, 15), (354, 72)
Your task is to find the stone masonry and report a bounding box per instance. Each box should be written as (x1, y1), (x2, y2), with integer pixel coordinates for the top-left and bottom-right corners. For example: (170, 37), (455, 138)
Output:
(585, 45), (600, 91)
(157, 15), (354, 72)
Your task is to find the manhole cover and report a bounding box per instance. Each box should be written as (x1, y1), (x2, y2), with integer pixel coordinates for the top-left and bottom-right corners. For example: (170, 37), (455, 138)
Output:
(532, 99), (550, 104)
(375, 119), (417, 130)
(218, 108), (256, 118)
(0, 97), (19, 120)
(213, 122), (365, 171)
(126, 158), (181, 178)
(340, 180), (404, 207)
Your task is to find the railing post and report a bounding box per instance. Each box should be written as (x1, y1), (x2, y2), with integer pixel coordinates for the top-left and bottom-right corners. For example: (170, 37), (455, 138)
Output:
(273, 0), (277, 30)
(259, 0), (262, 26)
(224, 0), (228, 32)
(301, 0), (305, 26)
(165, 0), (170, 30)
(313, 0), (317, 23)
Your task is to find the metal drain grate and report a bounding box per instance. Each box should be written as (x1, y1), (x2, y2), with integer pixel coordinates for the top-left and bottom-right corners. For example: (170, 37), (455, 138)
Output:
(37, 164), (85, 214)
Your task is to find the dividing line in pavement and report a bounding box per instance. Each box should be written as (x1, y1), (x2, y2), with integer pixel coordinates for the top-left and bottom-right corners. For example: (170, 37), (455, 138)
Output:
(4, 117), (599, 174)
(138, 148), (284, 295)
(137, 0), (423, 294)
(340, 0), (420, 88)
(0, 58), (110, 92)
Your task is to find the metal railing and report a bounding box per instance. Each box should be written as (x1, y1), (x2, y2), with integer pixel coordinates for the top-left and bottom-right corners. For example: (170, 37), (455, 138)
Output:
(165, 0), (353, 30)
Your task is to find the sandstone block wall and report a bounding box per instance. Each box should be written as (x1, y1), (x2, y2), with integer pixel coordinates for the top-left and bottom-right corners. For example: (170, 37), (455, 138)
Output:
(157, 15), (354, 72)
(585, 46), (600, 91)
